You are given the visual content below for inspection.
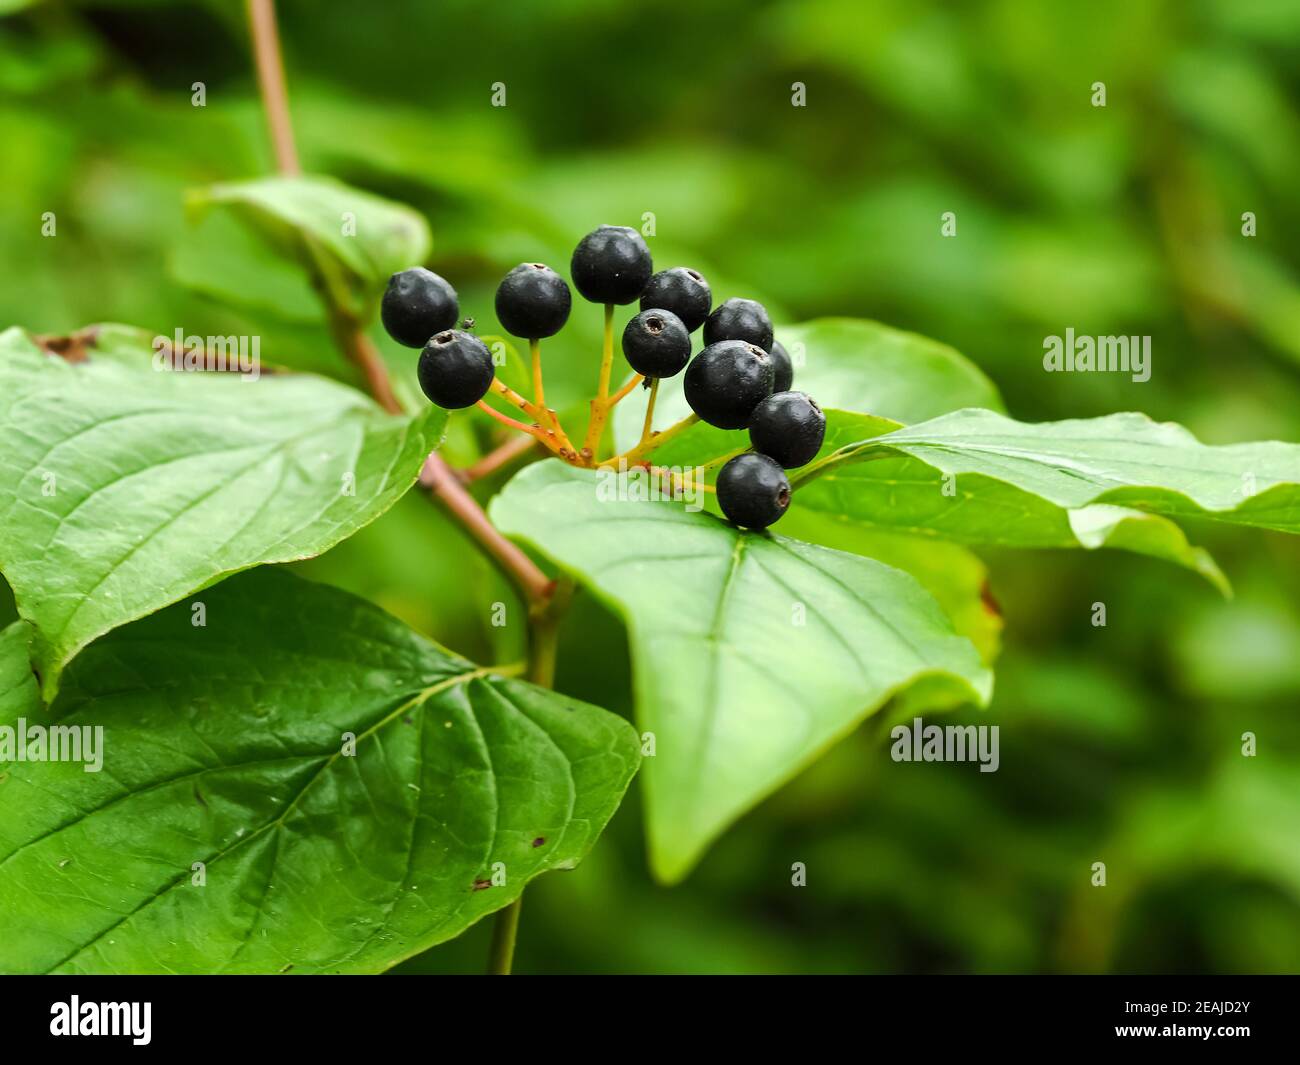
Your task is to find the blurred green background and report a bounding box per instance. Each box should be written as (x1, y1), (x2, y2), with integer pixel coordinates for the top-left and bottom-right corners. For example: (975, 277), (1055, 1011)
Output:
(2, 0), (1298, 973)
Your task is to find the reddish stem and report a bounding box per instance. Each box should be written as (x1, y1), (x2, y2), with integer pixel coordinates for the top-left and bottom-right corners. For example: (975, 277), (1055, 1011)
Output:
(246, 0), (300, 176)
(460, 435), (540, 484)
(420, 454), (553, 604)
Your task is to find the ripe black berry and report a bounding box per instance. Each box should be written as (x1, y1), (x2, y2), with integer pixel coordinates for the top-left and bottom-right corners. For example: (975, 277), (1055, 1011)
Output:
(622, 309), (691, 379)
(683, 340), (773, 429)
(639, 267), (712, 333)
(495, 263), (572, 339)
(417, 330), (495, 409)
(749, 391), (825, 469)
(769, 339), (794, 393)
(381, 267), (459, 348)
(716, 453), (791, 530)
(703, 297), (773, 352)
(570, 225), (653, 305)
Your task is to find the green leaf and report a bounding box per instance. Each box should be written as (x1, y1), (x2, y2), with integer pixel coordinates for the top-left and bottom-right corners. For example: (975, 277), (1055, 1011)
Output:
(0, 622), (38, 722)
(638, 408), (900, 475)
(491, 461), (991, 883)
(0, 570), (640, 974)
(609, 407), (1005, 661)
(614, 316), (1002, 458)
(779, 318), (1005, 420)
(168, 209), (321, 324)
(793, 408), (1300, 590)
(778, 512), (1003, 664)
(0, 326), (445, 699)
(187, 174), (431, 315)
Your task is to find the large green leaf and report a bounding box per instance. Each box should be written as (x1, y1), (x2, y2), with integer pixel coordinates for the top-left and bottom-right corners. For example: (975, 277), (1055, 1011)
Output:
(620, 408), (1004, 663)
(0, 569), (639, 974)
(793, 409), (1300, 585)
(613, 316), (1003, 455)
(491, 461), (991, 883)
(0, 325), (445, 698)
(169, 209), (322, 324)
(779, 512), (1003, 664)
(779, 318), (1005, 419)
(187, 174), (431, 316)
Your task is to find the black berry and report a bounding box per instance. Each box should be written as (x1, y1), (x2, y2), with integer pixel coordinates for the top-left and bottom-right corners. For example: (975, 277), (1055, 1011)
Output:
(769, 339), (794, 392)
(381, 267), (459, 348)
(639, 267), (712, 333)
(716, 453), (791, 530)
(749, 391), (825, 469)
(622, 309), (691, 379)
(683, 340), (773, 429)
(495, 263), (572, 339)
(570, 225), (653, 305)
(417, 330), (495, 409)
(703, 297), (773, 352)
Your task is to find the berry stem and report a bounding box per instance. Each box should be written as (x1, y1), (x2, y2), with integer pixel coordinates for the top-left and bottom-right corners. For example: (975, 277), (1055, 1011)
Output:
(608, 373), (646, 406)
(698, 444), (749, 472)
(524, 340), (578, 452)
(485, 379), (576, 456)
(608, 412), (700, 467)
(650, 465), (717, 495)
(638, 378), (659, 446)
(580, 304), (617, 459)
(491, 378), (547, 423)
(474, 400), (565, 453)
(530, 338), (545, 410)
(597, 303), (615, 400)
(458, 434), (539, 484)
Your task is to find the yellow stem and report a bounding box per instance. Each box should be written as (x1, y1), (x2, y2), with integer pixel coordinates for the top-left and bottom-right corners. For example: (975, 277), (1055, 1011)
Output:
(475, 401), (566, 456)
(651, 465), (716, 495)
(581, 304), (617, 459)
(638, 378), (659, 446)
(608, 413), (700, 467)
(698, 444), (748, 472)
(597, 303), (615, 400)
(608, 374), (645, 406)
(530, 338), (545, 410)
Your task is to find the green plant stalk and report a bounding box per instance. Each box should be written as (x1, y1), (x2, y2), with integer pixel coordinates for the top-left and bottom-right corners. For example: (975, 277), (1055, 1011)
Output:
(527, 577), (574, 688)
(486, 896), (523, 976)
(487, 577), (575, 974)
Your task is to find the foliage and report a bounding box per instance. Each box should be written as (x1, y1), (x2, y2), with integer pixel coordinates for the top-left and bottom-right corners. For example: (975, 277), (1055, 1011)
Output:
(1, 0), (1298, 974)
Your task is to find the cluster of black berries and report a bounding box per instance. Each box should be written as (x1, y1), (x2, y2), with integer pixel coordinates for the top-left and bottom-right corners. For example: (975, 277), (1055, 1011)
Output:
(380, 224), (827, 531)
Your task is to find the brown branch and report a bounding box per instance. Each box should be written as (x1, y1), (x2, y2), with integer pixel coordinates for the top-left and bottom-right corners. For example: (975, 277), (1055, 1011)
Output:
(246, 0), (300, 176)
(420, 454), (554, 605)
(244, 0), (553, 612)
(327, 316), (403, 415)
